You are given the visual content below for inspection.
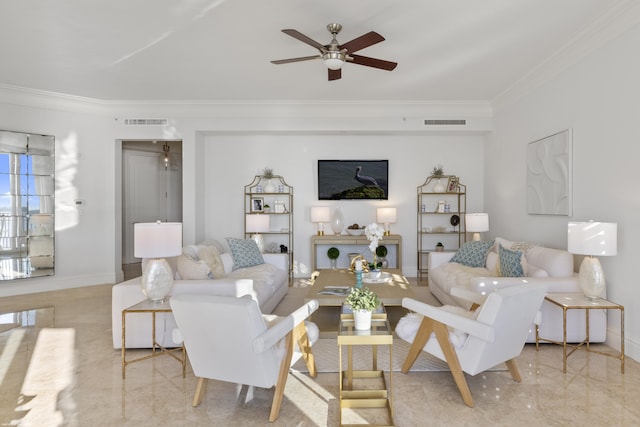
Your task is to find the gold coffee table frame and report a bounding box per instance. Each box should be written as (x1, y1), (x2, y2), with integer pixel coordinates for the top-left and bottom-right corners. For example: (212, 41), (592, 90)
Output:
(338, 311), (394, 426)
(121, 298), (187, 379)
(536, 293), (624, 373)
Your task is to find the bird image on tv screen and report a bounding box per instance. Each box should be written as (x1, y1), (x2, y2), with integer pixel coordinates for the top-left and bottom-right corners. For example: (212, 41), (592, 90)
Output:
(317, 160), (388, 200)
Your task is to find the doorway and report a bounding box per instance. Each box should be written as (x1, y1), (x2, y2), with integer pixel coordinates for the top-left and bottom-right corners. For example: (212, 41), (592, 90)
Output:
(121, 140), (183, 277)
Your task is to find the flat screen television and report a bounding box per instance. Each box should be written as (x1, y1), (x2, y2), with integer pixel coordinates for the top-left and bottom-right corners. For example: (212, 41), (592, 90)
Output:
(318, 160), (388, 200)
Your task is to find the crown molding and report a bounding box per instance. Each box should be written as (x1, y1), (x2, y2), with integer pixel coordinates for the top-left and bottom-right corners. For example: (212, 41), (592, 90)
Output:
(0, 83), (491, 120)
(492, 0), (640, 110)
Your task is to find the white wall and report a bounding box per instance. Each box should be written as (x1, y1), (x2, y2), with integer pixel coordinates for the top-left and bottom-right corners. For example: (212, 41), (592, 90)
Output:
(202, 133), (485, 276)
(488, 24), (640, 360)
(0, 103), (116, 295)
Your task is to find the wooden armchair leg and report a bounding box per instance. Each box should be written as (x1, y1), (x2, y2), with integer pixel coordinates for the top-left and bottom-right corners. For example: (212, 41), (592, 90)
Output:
(432, 321), (474, 408)
(269, 331), (294, 422)
(505, 359), (521, 382)
(294, 322), (317, 377)
(401, 317), (434, 373)
(192, 377), (207, 407)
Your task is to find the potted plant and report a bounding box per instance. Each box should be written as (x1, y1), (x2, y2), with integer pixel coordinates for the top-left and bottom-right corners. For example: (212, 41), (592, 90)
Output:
(263, 204), (271, 213)
(345, 286), (380, 330)
(436, 242), (444, 252)
(431, 164), (446, 192)
(375, 245), (388, 268)
(327, 247), (340, 270)
(261, 167), (276, 192)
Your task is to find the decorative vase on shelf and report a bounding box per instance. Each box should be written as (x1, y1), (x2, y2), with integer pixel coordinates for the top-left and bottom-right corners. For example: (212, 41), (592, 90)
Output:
(330, 206), (344, 235)
(433, 178), (446, 193)
(263, 179), (276, 193)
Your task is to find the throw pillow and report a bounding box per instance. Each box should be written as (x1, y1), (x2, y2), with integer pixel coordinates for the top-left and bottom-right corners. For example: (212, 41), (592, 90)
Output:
(176, 255), (211, 280)
(226, 238), (265, 270)
(498, 244), (527, 277)
(198, 246), (226, 278)
(450, 240), (494, 268)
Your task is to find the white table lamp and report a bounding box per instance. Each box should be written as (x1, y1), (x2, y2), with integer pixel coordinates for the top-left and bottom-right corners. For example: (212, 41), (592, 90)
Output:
(246, 214), (270, 252)
(567, 221), (617, 300)
(377, 207), (397, 236)
(310, 206), (331, 236)
(134, 221), (183, 303)
(466, 213), (489, 241)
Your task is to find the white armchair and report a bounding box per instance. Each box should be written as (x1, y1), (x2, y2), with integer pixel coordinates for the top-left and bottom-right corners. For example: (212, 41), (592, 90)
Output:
(170, 293), (319, 422)
(397, 283), (546, 407)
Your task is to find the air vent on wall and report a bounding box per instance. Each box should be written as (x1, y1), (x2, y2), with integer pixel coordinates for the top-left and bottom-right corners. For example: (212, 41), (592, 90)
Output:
(123, 118), (168, 126)
(424, 119), (466, 126)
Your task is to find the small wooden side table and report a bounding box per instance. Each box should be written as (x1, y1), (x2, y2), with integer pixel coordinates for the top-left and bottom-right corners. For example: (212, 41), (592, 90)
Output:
(121, 298), (186, 379)
(536, 293), (624, 373)
(337, 310), (394, 426)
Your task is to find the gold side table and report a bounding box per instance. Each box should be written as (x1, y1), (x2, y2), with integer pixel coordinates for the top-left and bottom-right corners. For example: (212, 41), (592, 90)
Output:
(121, 298), (186, 379)
(536, 293), (624, 373)
(337, 311), (394, 426)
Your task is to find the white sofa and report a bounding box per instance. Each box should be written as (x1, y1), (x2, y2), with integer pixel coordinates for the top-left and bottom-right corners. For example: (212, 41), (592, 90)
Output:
(428, 238), (607, 343)
(112, 243), (289, 349)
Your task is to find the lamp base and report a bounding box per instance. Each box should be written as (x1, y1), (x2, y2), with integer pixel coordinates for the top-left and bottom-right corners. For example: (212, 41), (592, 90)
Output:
(141, 258), (174, 303)
(578, 256), (605, 300)
(251, 233), (265, 253)
(472, 233), (481, 241)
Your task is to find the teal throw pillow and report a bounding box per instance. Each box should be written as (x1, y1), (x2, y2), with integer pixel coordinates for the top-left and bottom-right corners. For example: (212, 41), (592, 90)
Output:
(226, 238), (265, 270)
(498, 244), (525, 277)
(449, 240), (494, 268)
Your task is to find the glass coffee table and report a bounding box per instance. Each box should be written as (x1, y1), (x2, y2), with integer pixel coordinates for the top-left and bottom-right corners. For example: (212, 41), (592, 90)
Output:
(337, 309), (394, 426)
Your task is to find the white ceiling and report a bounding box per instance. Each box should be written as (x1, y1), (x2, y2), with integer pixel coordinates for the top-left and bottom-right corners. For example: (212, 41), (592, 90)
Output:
(0, 0), (626, 102)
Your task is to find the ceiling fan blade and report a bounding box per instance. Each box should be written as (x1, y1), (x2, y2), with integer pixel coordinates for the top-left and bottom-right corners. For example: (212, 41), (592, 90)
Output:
(271, 55), (321, 65)
(349, 54), (398, 71)
(339, 31), (385, 53)
(281, 29), (325, 51)
(328, 68), (341, 81)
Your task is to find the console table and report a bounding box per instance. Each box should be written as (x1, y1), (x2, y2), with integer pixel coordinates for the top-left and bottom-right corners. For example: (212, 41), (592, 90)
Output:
(311, 234), (402, 271)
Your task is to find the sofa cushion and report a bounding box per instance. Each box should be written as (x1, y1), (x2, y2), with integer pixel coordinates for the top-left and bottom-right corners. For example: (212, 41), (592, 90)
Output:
(176, 255), (211, 280)
(429, 262), (493, 307)
(525, 246), (573, 277)
(226, 238), (265, 270)
(198, 245), (226, 278)
(498, 244), (527, 277)
(450, 240), (494, 268)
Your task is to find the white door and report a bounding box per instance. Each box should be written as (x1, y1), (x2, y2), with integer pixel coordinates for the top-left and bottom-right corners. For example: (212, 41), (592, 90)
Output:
(122, 145), (182, 264)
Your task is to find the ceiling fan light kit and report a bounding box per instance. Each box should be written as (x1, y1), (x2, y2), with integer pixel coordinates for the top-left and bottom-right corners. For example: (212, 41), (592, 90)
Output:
(272, 23), (397, 81)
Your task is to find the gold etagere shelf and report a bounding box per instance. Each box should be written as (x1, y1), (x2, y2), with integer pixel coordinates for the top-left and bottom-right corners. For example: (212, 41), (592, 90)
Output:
(417, 175), (466, 280)
(244, 175), (294, 278)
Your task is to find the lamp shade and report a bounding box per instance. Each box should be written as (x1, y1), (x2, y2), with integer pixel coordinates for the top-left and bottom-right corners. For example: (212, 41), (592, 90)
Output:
(377, 207), (397, 224)
(568, 221), (617, 256)
(465, 213), (489, 232)
(310, 206), (331, 223)
(134, 222), (182, 259)
(246, 214), (270, 233)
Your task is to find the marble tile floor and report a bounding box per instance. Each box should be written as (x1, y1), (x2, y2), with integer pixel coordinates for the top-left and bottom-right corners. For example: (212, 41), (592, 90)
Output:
(1, 283), (639, 426)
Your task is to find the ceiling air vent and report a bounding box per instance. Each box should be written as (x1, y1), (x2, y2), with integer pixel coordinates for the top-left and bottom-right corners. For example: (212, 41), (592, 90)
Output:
(424, 119), (466, 126)
(123, 118), (168, 126)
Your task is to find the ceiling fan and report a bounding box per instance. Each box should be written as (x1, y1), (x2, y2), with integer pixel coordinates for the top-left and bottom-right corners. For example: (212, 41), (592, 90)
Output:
(271, 23), (397, 81)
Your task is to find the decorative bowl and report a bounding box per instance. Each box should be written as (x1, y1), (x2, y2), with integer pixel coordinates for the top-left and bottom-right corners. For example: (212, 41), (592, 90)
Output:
(346, 228), (365, 236)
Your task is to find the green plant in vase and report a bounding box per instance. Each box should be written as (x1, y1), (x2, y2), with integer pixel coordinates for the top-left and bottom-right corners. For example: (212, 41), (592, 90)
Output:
(327, 247), (340, 270)
(345, 286), (380, 330)
(345, 286), (380, 312)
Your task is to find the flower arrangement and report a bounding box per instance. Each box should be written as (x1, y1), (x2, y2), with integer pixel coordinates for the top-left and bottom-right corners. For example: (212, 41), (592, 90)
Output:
(364, 222), (384, 269)
(345, 286), (380, 311)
